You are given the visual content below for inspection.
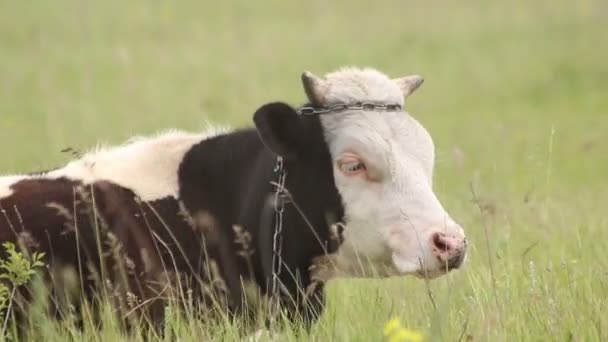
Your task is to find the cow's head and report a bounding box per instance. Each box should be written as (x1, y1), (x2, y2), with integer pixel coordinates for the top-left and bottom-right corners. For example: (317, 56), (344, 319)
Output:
(254, 67), (467, 280)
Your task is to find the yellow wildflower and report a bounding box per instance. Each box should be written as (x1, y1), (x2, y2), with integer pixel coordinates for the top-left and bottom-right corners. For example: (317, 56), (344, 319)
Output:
(384, 317), (402, 336)
(383, 317), (423, 342)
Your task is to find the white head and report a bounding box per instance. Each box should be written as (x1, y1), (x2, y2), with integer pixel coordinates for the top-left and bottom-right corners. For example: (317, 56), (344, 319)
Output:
(305, 67), (467, 279)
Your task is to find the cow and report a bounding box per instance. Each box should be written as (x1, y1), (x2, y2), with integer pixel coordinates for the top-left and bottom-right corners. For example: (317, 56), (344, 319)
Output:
(0, 67), (467, 331)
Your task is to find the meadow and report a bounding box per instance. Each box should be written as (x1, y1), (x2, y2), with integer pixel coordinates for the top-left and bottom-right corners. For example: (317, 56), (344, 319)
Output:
(1, 0), (607, 340)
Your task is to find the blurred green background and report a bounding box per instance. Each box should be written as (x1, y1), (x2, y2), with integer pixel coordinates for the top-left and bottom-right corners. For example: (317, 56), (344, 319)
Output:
(1, 0), (607, 340)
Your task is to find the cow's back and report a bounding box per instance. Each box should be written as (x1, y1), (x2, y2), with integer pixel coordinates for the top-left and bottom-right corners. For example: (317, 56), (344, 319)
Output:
(0, 130), (233, 325)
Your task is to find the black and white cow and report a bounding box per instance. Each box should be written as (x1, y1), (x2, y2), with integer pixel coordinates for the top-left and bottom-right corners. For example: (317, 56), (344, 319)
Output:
(0, 67), (467, 327)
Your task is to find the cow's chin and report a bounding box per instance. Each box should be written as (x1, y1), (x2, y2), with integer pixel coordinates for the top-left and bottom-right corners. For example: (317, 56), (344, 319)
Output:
(392, 254), (449, 280)
(413, 268), (448, 279)
(325, 256), (448, 280)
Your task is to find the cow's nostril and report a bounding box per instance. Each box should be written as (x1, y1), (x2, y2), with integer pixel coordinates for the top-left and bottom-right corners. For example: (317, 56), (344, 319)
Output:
(430, 232), (467, 270)
(432, 233), (450, 252)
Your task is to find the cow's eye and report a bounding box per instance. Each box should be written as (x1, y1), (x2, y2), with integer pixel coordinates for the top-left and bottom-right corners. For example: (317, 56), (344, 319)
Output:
(338, 156), (366, 176)
(342, 161), (364, 172)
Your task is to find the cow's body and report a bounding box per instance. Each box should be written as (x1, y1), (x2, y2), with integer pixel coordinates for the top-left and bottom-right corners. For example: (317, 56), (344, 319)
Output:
(0, 67), (469, 330)
(0, 126), (339, 324)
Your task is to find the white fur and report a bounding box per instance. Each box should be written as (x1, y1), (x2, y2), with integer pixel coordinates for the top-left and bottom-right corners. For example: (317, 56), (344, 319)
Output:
(317, 67), (466, 278)
(0, 127), (230, 202)
(321, 67), (405, 107)
(0, 176), (27, 199)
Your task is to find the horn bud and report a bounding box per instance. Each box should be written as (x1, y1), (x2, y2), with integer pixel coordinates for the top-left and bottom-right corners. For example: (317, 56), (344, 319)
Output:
(301, 71), (328, 106)
(393, 75), (424, 97)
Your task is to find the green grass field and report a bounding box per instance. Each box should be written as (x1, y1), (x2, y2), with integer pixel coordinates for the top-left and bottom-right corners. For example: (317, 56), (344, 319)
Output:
(1, 0), (607, 340)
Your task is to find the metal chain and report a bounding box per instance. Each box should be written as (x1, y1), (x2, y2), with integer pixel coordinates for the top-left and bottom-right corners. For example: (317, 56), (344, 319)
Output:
(296, 102), (402, 116)
(271, 156), (287, 300)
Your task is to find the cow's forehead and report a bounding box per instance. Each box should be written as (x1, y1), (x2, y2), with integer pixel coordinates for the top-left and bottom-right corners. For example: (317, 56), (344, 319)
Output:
(320, 111), (435, 175)
(321, 67), (404, 107)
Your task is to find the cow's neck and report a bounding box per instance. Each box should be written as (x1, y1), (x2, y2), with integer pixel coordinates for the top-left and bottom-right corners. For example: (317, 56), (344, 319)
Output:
(179, 123), (343, 301)
(262, 140), (344, 299)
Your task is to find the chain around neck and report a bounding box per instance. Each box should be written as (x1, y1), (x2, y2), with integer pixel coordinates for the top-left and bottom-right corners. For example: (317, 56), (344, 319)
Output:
(296, 102), (402, 116)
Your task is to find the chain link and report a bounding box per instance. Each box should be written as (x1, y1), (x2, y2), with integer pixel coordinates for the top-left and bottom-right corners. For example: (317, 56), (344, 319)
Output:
(297, 102), (402, 116)
(271, 156), (287, 301)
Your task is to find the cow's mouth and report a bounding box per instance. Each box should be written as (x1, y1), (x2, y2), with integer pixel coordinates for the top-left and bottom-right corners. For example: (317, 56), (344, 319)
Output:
(407, 241), (467, 279)
(443, 252), (466, 270)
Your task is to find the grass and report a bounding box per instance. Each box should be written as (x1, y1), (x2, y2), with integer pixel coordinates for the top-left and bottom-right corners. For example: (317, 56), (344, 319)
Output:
(1, 0), (607, 340)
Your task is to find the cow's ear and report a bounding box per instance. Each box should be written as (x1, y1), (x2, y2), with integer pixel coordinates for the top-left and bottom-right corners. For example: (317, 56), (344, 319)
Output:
(253, 102), (307, 159)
